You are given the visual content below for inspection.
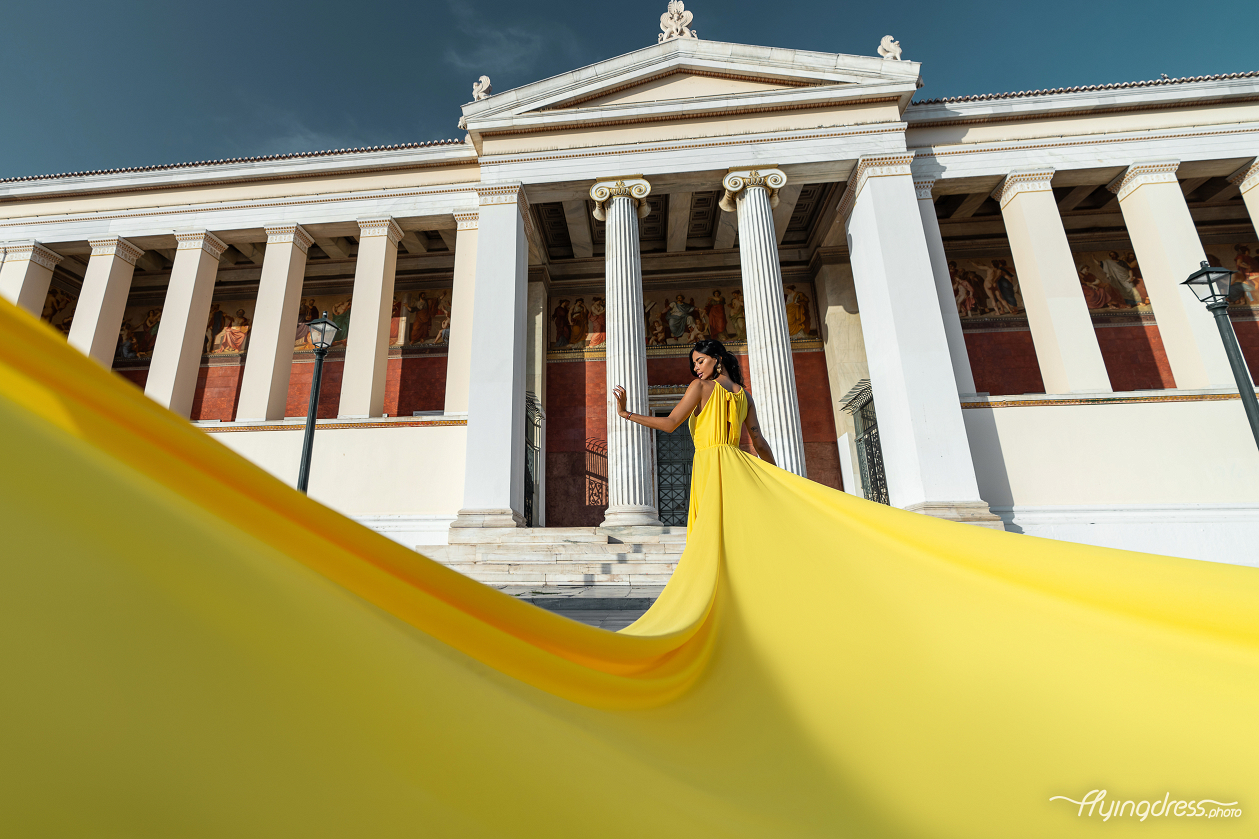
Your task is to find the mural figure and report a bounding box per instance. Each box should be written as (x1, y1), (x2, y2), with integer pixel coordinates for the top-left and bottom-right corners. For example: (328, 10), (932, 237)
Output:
(785, 285), (811, 337)
(41, 288), (73, 324)
(1234, 244), (1259, 304)
(551, 299), (571, 347)
(949, 261), (976, 317)
(214, 309), (251, 353)
(207, 303), (229, 351)
(587, 297), (606, 348)
(410, 292), (434, 344)
(705, 290), (727, 339)
(1124, 252), (1150, 306)
(1078, 266), (1127, 309)
(728, 290), (746, 340)
(570, 298), (588, 346)
(329, 298), (352, 342)
(433, 318), (451, 345)
(987, 260), (1021, 315)
(139, 308), (162, 354)
(116, 320), (140, 359)
(666, 295), (698, 340)
(1098, 251), (1142, 307)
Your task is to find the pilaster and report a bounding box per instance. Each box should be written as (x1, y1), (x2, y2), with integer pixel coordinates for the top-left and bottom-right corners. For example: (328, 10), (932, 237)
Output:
(914, 176), (977, 395)
(594, 176), (661, 527)
(444, 211), (479, 415)
(0, 240), (63, 316)
(1111, 161), (1234, 389)
(842, 153), (1001, 526)
(453, 184), (530, 530)
(994, 169), (1112, 394)
(145, 231), (227, 415)
(1232, 159), (1259, 245)
(67, 237), (143, 366)
(722, 166), (807, 477)
(338, 217), (402, 418)
(236, 224), (313, 421)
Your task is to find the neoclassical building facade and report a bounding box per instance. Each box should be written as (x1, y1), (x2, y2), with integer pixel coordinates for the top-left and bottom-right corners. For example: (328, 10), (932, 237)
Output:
(3, 24), (1259, 573)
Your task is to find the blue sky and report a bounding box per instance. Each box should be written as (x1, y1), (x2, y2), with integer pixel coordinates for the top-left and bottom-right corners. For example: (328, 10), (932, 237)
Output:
(2, 0), (1256, 179)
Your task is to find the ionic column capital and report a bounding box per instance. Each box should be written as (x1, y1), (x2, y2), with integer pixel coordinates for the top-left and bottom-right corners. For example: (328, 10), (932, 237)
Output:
(264, 224), (313, 253)
(173, 230), (228, 260)
(1107, 160), (1180, 201)
(992, 168), (1055, 209)
(836, 153), (915, 221)
(454, 211), (479, 230)
(719, 167), (785, 212)
(357, 216), (404, 245)
(7, 239), (64, 270)
(912, 177), (936, 201)
(590, 176), (652, 221)
(1228, 158), (1259, 194)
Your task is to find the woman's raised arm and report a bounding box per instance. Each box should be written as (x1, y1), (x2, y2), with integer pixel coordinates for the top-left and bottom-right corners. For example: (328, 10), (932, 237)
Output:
(612, 379), (704, 433)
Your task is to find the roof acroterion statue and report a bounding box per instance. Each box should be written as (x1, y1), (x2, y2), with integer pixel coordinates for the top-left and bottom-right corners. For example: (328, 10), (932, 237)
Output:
(658, 1), (698, 43)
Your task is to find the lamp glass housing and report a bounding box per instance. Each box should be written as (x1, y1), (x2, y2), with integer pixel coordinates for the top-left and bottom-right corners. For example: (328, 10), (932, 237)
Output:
(1182, 260), (1239, 305)
(308, 312), (340, 350)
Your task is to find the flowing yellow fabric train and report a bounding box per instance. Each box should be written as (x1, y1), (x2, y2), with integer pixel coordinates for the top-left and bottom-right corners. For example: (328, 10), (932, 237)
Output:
(1, 295), (1257, 837)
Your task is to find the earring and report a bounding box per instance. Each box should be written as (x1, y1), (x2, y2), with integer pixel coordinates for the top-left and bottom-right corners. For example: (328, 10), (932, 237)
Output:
(715, 363), (721, 375)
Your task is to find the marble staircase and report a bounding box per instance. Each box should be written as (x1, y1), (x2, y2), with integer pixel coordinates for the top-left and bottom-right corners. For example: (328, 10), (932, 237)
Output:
(418, 526), (687, 586)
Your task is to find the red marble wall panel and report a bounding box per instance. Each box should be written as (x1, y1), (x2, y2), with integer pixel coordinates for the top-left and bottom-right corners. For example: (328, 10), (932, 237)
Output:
(190, 365), (245, 421)
(1232, 316), (1259, 378)
(385, 356), (447, 417)
(1093, 325), (1176, 391)
(115, 369), (147, 390)
(286, 358), (345, 419)
(963, 331), (1045, 396)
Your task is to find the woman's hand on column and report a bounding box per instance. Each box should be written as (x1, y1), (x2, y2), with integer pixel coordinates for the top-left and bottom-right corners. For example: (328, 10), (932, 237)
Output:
(612, 385), (629, 419)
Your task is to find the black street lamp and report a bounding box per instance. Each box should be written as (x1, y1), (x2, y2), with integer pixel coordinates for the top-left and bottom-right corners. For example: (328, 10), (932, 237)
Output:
(1182, 261), (1259, 450)
(296, 312), (340, 493)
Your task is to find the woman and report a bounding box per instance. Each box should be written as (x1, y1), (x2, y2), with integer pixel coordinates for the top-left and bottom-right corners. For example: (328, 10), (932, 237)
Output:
(612, 339), (774, 529)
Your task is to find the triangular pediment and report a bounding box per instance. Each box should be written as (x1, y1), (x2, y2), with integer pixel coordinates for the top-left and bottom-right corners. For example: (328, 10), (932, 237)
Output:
(550, 70), (821, 110)
(459, 39), (921, 139)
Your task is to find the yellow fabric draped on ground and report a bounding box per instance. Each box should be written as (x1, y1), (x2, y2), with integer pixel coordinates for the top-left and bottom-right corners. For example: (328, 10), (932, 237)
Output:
(1, 296), (1257, 837)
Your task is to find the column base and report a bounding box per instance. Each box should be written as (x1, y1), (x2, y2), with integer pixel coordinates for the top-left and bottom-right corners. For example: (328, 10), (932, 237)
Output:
(450, 508), (525, 530)
(600, 505), (662, 528)
(904, 500), (1006, 530)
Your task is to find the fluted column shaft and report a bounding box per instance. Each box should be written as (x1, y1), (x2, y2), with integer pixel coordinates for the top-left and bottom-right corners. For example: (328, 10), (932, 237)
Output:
(723, 169), (807, 477)
(594, 178), (660, 527)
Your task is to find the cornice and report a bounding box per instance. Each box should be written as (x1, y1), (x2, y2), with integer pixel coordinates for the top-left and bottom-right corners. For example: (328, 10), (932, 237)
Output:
(454, 211), (479, 230)
(265, 224), (313, 253)
(6, 240), (64, 270)
(174, 230), (228, 260)
(912, 177), (935, 201)
(992, 168), (1055, 208)
(836, 152), (914, 221)
(1107, 161), (1180, 201)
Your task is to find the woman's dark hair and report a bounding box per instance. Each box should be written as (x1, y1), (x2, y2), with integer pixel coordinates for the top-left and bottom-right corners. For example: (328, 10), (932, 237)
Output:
(690, 339), (744, 386)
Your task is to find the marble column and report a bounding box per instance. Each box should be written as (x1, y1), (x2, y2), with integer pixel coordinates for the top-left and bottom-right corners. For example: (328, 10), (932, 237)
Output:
(995, 170), (1112, 394)
(0, 241), (62, 315)
(67, 237), (144, 366)
(1112, 161), (1233, 389)
(592, 177), (660, 527)
(453, 184), (530, 530)
(1233, 160), (1259, 245)
(235, 225), (313, 421)
(338, 217), (401, 418)
(841, 153), (1000, 526)
(145, 231), (227, 416)
(914, 177), (977, 395)
(720, 167), (807, 477)
(444, 211), (479, 415)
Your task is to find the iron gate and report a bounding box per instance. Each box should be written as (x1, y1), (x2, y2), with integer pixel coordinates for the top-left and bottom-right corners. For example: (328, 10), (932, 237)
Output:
(654, 412), (695, 526)
(842, 380), (889, 505)
(523, 392), (543, 527)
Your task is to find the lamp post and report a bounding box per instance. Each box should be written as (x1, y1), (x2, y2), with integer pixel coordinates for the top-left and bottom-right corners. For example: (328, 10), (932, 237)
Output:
(296, 312), (340, 493)
(1182, 261), (1259, 450)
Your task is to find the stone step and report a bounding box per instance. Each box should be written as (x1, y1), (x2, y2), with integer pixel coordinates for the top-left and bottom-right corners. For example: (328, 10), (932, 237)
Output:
(447, 525), (687, 546)
(475, 542), (684, 557)
(441, 560), (679, 586)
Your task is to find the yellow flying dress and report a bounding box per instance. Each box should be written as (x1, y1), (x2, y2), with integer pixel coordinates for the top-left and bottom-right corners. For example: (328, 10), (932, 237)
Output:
(1, 296), (1255, 837)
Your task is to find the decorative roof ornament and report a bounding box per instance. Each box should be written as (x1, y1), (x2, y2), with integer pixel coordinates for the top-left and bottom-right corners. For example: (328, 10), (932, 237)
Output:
(472, 75), (493, 101)
(878, 35), (903, 60)
(658, 1), (698, 43)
